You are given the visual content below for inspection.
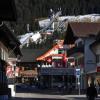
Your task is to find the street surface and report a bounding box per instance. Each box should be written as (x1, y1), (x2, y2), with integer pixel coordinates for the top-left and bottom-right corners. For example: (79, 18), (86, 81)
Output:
(11, 84), (100, 100)
(12, 93), (100, 100)
(12, 93), (86, 100)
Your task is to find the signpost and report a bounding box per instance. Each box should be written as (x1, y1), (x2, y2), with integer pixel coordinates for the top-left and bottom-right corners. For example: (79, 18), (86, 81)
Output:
(76, 68), (80, 77)
(76, 68), (80, 95)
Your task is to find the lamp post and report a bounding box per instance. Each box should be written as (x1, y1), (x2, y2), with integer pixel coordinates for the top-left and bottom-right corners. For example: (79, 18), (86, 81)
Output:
(76, 68), (80, 95)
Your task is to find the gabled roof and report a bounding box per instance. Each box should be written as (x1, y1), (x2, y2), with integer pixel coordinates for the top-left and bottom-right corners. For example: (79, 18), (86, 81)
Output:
(0, 24), (22, 56)
(0, 0), (17, 21)
(20, 48), (50, 62)
(36, 40), (64, 61)
(64, 22), (100, 44)
(36, 44), (58, 61)
(0, 24), (20, 45)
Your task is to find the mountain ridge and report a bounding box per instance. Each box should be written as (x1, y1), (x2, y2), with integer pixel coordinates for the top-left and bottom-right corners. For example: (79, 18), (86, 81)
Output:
(6, 0), (100, 35)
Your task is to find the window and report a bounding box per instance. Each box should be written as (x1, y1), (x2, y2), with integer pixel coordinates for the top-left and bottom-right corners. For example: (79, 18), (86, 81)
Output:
(96, 54), (100, 63)
(67, 57), (75, 62)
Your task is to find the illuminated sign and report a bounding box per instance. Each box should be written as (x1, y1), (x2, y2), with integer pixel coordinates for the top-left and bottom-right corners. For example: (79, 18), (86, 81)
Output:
(52, 56), (62, 59)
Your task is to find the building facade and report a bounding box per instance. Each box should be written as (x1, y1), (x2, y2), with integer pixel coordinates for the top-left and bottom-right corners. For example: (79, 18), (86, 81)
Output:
(64, 22), (100, 90)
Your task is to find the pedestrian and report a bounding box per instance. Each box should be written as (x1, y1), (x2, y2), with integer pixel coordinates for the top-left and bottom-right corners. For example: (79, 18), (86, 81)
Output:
(58, 83), (62, 92)
(96, 83), (99, 94)
(97, 80), (100, 93)
(86, 83), (98, 100)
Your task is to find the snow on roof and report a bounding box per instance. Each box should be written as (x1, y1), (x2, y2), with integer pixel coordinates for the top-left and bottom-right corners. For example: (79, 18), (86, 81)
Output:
(19, 32), (33, 44)
(39, 14), (100, 28)
(18, 14), (100, 47)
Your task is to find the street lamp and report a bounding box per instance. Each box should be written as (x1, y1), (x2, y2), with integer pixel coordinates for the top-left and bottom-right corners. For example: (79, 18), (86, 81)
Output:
(76, 68), (81, 95)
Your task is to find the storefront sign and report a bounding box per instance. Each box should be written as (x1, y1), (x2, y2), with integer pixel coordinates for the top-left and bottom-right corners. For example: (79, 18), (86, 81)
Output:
(97, 66), (100, 72)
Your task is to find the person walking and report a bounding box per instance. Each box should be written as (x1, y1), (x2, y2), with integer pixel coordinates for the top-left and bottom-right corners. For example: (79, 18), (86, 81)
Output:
(97, 80), (100, 93)
(86, 83), (98, 100)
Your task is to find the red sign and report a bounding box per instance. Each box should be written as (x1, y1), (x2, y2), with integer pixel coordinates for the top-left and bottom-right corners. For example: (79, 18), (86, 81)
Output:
(97, 66), (100, 72)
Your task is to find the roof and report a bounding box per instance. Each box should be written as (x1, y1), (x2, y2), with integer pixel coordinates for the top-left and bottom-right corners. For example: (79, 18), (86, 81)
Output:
(36, 40), (64, 61)
(0, 24), (22, 56)
(0, 0), (17, 21)
(64, 22), (100, 44)
(20, 48), (50, 62)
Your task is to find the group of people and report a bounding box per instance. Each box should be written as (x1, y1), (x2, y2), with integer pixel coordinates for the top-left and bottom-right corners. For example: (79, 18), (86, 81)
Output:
(86, 83), (98, 100)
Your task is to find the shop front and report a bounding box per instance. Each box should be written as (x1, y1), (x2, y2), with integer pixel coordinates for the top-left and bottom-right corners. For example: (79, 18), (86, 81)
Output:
(39, 68), (76, 89)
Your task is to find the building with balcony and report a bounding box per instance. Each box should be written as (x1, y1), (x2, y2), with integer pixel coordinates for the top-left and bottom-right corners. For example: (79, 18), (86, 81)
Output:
(36, 40), (76, 89)
(90, 34), (100, 90)
(0, 0), (21, 97)
(64, 22), (100, 90)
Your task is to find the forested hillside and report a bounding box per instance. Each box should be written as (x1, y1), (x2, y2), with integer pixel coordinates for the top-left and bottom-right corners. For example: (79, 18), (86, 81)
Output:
(7, 0), (100, 35)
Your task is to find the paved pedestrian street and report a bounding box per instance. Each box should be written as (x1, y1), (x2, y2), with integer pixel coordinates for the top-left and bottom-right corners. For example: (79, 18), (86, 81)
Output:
(12, 93), (85, 100)
(12, 93), (100, 100)
(11, 85), (100, 100)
